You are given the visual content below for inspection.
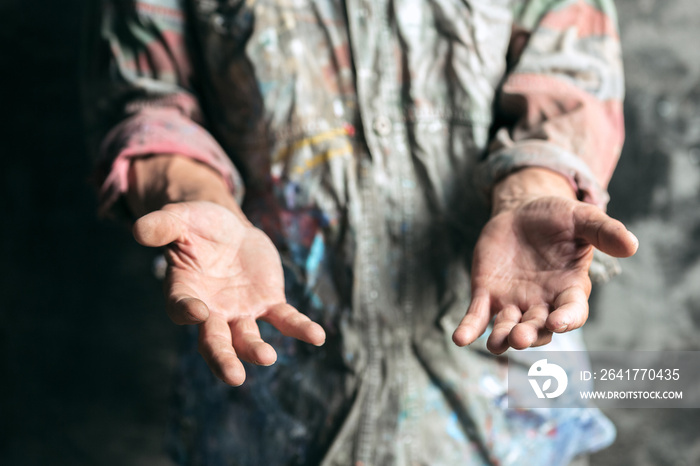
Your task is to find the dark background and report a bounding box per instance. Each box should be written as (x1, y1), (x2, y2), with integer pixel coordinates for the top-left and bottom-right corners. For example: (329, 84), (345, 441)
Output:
(1, 0), (698, 464)
(1, 1), (177, 464)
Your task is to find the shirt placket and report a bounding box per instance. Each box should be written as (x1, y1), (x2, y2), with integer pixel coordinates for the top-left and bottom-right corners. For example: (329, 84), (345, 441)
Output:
(345, 1), (384, 463)
(346, 0), (419, 463)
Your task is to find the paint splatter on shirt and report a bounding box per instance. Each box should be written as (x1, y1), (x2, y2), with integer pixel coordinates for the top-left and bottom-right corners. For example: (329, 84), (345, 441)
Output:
(86, 0), (624, 464)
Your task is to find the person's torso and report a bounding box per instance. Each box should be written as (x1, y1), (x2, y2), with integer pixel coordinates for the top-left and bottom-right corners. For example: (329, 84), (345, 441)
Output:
(170, 3), (613, 465)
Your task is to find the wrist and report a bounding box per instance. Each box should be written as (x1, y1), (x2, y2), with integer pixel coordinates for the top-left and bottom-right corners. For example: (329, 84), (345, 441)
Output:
(491, 167), (577, 215)
(126, 154), (242, 218)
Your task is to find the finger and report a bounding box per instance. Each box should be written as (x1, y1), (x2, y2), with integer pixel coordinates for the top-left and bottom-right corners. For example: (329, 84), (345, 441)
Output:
(452, 290), (491, 347)
(133, 210), (185, 247)
(198, 315), (246, 386)
(530, 331), (553, 348)
(165, 279), (210, 324)
(230, 317), (278, 366)
(509, 304), (551, 350)
(486, 305), (522, 355)
(546, 287), (590, 333)
(260, 303), (326, 346)
(574, 204), (639, 258)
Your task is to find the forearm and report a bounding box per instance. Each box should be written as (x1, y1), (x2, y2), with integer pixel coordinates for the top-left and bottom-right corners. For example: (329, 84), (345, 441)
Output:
(126, 154), (248, 223)
(491, 167), (577, 215)
(481, 1), (624, 211)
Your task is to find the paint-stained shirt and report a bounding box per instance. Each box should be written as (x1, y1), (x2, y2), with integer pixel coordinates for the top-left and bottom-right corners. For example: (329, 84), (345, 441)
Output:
(85, 0), (624, 464)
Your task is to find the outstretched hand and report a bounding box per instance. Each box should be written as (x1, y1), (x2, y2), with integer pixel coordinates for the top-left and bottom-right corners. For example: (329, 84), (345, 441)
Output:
(452, 195), (638, 353)
(133, 201), (326, 386)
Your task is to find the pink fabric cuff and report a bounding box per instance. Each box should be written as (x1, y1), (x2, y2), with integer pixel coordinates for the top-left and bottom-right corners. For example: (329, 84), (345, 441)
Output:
(97, 108), (244, 217)
(476, 140), (610, 209)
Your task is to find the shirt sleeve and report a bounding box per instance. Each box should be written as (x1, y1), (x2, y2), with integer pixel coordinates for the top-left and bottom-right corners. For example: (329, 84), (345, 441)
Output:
(83, 0), (244, 218)
(478, 0), (624, 209)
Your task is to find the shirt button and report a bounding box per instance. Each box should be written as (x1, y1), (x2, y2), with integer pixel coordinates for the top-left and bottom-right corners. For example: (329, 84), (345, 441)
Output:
(373, 115), (392, 136)
(211, 14), (226, 32)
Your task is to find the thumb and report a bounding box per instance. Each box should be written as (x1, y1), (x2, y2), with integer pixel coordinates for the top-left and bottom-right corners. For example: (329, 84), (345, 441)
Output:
(573, 204), (639, 258)
(133, 210), (185, 247)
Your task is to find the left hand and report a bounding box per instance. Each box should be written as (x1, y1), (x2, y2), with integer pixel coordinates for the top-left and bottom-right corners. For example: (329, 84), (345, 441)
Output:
(126, 155), (326, 386)
(133, 201), (326, 386)
(452, 171), (638, 353)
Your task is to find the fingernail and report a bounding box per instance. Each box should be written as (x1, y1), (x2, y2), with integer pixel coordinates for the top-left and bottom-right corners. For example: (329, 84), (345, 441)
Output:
(557, 324), (569, 332)
(628, 230), (639, 248)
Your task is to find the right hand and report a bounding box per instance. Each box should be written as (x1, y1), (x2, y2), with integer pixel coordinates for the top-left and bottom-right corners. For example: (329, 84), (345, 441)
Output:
(133, 201), (326, 386)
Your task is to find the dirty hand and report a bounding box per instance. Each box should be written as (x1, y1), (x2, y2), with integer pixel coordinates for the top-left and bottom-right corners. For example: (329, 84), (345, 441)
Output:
(452, 169), (638, 353)
(133, 201), (326, 385)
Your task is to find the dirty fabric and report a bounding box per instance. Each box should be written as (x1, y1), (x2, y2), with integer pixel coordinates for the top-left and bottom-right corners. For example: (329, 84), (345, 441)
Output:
(86, 0), (624, 464)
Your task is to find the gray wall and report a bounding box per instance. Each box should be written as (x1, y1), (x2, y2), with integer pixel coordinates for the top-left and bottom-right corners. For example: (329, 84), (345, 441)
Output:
(0, 0), (698, 464)
(587, 1), (700, 465)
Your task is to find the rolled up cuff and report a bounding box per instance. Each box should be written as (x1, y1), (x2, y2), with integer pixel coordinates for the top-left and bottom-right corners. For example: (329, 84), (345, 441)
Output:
(96, 108), (244, 218)
(476, 140), (610, 210)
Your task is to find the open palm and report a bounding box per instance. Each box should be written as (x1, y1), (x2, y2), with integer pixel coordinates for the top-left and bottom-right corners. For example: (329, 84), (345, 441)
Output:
(133, 201), (325, 385)
(452, 197), (638, 353)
